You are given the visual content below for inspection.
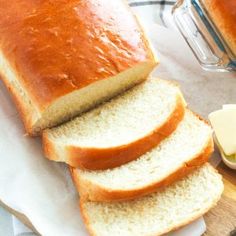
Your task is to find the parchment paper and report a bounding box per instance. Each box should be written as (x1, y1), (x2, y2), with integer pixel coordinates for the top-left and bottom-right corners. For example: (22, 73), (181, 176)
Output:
(0, 24), (235, 236)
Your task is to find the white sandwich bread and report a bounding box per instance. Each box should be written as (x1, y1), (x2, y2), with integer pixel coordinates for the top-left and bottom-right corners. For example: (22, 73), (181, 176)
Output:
(71, 110), (213, 201)
(80, 164), (223, 236)
(0, 0), (158, 135)
(43, 78), (185, 170)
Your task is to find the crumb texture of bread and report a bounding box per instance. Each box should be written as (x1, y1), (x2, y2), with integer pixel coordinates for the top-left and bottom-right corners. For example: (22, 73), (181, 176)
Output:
(73, 110), (213, 201)
(203, 0), (236, 55)
(43, 78), (185, 169)
(80, 164), (223, 236)
(0, 0), (157, 135)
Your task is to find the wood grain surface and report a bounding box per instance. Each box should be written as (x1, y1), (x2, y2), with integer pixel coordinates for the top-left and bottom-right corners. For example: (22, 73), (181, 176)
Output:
(1, 161), (235, 236)
(204, 162), (236, 236)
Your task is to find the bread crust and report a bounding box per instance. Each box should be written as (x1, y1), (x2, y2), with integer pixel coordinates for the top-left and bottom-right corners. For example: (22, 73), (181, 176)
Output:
(43, 92), (185, 170)
(79, 201), (98, 236)
(0, 0), (157, 136)
(71, 136), (213, 202)
(0, 69), (36, 135)
(203, 0), (236, 56)
(79, 164), (223, 236)
(0, 0), (157, 135)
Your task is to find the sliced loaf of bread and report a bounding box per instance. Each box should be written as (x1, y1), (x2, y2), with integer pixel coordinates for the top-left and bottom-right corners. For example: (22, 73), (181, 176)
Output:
(71, 110), (213, 201)
(43, 78), (185, 170)
(80, 164), (223, 236)
(0, 0), (158, 135)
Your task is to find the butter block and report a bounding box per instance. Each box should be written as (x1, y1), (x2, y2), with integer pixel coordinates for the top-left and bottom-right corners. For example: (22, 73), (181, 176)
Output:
(209, 107), (236, 156)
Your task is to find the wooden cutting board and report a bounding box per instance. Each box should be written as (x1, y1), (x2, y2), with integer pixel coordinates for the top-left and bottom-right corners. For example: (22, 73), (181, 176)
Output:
(204, 162), (236, 236)
(1, 161), (235, 236)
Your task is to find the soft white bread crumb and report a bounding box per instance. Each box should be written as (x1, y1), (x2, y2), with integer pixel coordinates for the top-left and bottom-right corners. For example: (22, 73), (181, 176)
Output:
(43, 78), (185, 169)
(80, 164), (223, 236)
(73, 110), (213, 201)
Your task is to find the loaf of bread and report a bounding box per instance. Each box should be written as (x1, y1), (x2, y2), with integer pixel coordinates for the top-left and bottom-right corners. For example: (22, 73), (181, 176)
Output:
(43, 78), (185, 170)
(71, 110), (213, 201)
(0, 0), (157, 135)
(203, 0), (236, 55)
(80, 164), (223, 236)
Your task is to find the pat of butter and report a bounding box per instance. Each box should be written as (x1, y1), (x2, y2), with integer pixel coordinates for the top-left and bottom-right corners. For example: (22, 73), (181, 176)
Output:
(209, 106), (236, 156)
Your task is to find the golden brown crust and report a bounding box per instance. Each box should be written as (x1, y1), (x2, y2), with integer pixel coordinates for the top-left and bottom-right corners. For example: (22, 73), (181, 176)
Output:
(43, 93), (185, 170)
(72, 137), (214, 202)
(79, 164), (223, 236)
(42, 133), (58, 162)
(203, 0), (236, 55)
(0, 71), (35, 135)
(0, 0), (156, 111)
(79, 201), (98, 236)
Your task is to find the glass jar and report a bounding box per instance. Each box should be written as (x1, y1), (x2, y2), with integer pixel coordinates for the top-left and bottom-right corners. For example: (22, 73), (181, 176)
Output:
(172, 0), (236, 72)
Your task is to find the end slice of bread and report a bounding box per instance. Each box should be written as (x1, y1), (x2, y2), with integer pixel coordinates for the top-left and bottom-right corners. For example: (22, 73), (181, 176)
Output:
(71, 110), (213, 201)
(43, 78), (186, 170)
(80, 164), (223, 236)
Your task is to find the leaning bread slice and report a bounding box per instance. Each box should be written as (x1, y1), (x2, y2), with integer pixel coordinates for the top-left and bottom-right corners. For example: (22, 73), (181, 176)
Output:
(71, 110), (213, 201)
(43, 78), (185, 170)
(80, 164), (223, 236)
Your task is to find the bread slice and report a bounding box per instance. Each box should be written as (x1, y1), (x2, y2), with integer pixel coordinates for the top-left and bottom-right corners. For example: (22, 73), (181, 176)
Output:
(43, 78), (185, 170)
(80, 164), (223, 236)
(0, 0), (157, 136)
(71, 110), (213, 201)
